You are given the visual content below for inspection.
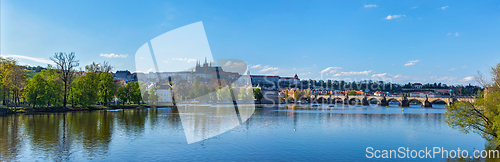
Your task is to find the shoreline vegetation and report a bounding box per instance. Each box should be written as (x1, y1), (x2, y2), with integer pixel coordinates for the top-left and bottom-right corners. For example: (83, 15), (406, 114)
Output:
(0, 104), (156, 115)
(0, 103), (278, 115)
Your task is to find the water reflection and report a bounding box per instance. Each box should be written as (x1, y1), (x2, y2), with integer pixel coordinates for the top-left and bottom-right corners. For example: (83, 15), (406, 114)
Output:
(0, 105), (487, 161)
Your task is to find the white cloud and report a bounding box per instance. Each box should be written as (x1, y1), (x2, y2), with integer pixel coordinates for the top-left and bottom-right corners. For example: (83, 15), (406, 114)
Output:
(321, 67), (342, 74)
(449, 68), (456, 71)
(2, 54), (55, 65)
(364, 4), (377, 8)
(250, 64), (262, 68)
(436, 76), (457, 81)
(333, 70), (372, 77)
(447, 32), (460, 36)
(441, 6), (449, 10)
(371, 73), (390, 78)
(411, 6), (418, 9)
(100, 53), (128, 58)
(385, 14), (405, 20)
(250, 64), (281, 74)
(259, 66), (280, 73)
(404, 60), (420, 66)
(171, 58), (197, 63)
(223, 61), (246, 69)
(392, 75), (409, 79)
(461, 76), (475, 82)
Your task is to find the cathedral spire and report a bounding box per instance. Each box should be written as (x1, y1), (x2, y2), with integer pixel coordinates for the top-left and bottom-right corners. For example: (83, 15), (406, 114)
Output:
(205, 57), (207, 64)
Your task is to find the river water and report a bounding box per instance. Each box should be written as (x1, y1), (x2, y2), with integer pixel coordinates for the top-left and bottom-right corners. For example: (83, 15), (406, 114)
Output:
(0, 104), (487, 161)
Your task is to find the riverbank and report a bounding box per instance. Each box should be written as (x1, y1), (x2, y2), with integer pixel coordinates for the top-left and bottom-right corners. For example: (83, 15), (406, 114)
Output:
(0, 104), (156, 115)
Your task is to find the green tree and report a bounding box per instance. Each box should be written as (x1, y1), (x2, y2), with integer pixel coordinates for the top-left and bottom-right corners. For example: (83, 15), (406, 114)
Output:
(98, 72), (115, 105)
(117, 85), (129, 105)
(4, 62), (27, 108)
(40, 66), (62, 107)
(130, 82), (142, 104)
(446, 63), (500, 145)
(143, 91), (150, 104)
(71, 72), (99, 108)
(149, 85), (159, 105)
(238, 86), (248, 101)
(253, 88), (263, 101)
(294, 89), (301, 102)
(25, 73), (47, 108)
(217, 86), (231, 102)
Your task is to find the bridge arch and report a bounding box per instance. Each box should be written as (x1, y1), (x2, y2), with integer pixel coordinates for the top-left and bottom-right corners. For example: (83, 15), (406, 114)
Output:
(348, 98), (361, 105)
(408, 99), (424, 106)
(384, 98), (401, 106)
(333, 97), (343, 104)
(429, 99), (448, 107)
(368, 98), (380, 104)
(317, 97), (329, 104)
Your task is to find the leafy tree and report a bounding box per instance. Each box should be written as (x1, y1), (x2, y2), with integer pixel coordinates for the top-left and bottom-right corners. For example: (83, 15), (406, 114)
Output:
(98, 72), (115, 105)
(25, 73), (47, 108)
(217, 86), (231, 102)
(149, 85), (159, 105)
(51, 52), (79, 109)
(294, 89), (301, 101)
(253, 88), (263, 101)
(117, 85), (129, 105)
(246, 87), (254, 101)
(142, 91), (150, 104)
(130, 82), (142, 104)
(71, 72), (99, 108)
(285, 88), (289, 101)
(238, 86), (248, 100)
(40, 66), (62, 107)
(138, 81), (149, 103)
(446, 63), (500, 145)
(4, 62), (26, 108)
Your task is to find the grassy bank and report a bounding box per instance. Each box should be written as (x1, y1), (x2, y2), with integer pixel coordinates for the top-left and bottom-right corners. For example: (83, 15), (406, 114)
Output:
(0, 104), (156, 115)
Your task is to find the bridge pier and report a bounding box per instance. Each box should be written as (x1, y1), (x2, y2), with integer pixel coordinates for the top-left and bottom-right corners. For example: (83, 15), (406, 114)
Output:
(400, 96), (409, 107)
(378, 96), (388, 106)
(361, 97), (369, 106)
(422, 97), (432, 108)
(343, 97), (349, 105)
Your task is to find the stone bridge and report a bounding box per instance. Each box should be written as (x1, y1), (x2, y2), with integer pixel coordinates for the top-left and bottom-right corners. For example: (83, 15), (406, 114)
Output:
(311, 95), (476, 108)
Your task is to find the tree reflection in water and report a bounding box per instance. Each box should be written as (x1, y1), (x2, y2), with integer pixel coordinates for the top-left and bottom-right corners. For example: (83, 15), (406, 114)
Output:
(0, 106), (489, 161)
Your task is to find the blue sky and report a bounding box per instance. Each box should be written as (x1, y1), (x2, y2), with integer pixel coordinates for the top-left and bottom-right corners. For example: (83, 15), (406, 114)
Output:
(1, 0), (500, 85)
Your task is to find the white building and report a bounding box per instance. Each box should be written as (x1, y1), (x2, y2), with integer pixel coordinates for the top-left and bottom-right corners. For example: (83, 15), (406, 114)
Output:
(157, 85), (173, 103)
(412, 83), (423, 89)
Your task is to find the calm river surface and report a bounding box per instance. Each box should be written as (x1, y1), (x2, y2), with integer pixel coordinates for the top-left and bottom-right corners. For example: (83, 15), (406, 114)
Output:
(0, 104), (486, 161)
